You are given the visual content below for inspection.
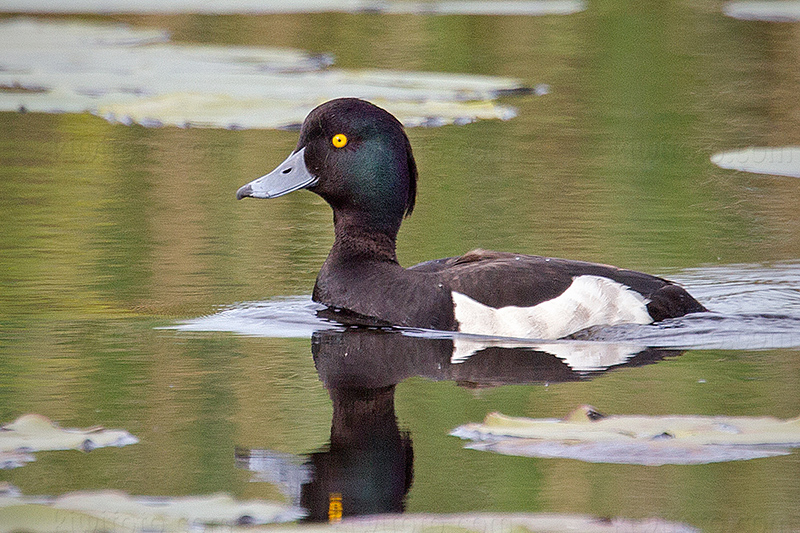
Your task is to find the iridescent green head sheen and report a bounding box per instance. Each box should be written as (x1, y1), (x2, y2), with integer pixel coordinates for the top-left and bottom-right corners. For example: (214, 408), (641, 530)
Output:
(237, 98), (418, 237)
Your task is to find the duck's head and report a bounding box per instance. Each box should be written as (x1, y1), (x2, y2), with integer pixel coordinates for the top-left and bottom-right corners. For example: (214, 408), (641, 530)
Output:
(237, 98), (418, 236)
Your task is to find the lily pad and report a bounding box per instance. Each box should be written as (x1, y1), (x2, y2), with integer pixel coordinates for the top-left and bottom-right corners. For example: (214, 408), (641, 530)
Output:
(0, 486), (696, 532)
(0, 414), (138, 468)
(452, 405), (800, 465)
(316, 513), (697, 533)
(0, 0), (587, 16)
(0, 490), (304, 532)
(723, 1), (800, 21)
(0, 18), (529, 130)
(710, 146), (800, 178)
(0, 451), (35, 470)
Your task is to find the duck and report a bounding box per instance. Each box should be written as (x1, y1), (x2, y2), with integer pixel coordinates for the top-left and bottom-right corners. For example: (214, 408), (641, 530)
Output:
(237, 98), (707, 338)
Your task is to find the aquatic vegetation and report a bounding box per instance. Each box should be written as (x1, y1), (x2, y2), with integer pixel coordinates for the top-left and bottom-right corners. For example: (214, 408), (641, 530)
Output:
(0, 18), (530, 130)
(0, 489), (304, 531)
(453, 405), (800, 465)
(0, 485), (696, 532)
(0, 0), (587, 15)
(723, 1), (800, 21)
(0, 414), (138, 469)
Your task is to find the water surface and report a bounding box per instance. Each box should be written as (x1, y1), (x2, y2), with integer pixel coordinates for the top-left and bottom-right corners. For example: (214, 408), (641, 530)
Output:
(2, 4), (800, 532)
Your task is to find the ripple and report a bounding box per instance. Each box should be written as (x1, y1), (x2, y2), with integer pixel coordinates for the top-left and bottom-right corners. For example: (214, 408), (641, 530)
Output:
(174, 262), (800, 350)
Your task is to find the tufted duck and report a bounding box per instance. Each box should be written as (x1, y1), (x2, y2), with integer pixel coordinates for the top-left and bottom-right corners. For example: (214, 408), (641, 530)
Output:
(237, 98), (706, 337)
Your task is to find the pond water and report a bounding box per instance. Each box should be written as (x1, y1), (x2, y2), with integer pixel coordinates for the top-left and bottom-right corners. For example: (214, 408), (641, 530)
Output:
(2, 4), (800, 532)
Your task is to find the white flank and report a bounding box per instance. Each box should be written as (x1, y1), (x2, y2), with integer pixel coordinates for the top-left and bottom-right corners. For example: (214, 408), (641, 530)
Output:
(452, 275), (653, 339)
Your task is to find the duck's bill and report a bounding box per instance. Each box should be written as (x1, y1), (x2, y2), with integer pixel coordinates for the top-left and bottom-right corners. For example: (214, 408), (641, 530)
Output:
(236, 148), (318, 200)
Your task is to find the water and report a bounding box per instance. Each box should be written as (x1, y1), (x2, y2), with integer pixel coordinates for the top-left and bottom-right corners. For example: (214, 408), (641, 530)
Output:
(2, 4), (800, 532)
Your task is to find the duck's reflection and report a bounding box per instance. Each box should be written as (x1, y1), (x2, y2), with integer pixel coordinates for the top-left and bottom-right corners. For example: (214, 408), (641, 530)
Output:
(299, 384), (412, 521)
(237, 328), (681, 521)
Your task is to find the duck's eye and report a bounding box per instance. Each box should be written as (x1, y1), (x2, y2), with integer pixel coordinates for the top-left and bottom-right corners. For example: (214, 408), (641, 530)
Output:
(331, 134), (348, 148)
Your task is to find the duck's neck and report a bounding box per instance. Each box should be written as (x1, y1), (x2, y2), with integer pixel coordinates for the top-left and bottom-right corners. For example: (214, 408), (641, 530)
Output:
(329, 216), (399, 264)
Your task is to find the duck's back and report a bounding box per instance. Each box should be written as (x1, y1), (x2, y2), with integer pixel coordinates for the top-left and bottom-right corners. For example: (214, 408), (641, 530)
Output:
(407, 250), (706, 337)
(314, 249), (706, 337)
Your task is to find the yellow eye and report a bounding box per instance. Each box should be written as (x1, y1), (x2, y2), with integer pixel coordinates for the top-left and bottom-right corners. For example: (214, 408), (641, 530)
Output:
(331, 133), (348, 148)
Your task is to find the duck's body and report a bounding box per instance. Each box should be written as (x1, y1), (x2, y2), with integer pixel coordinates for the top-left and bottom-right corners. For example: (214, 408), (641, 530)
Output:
(238, 98), (706, 338)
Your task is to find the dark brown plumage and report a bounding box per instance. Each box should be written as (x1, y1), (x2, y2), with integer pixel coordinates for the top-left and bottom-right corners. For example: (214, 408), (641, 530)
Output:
(238, 98), (707, 336)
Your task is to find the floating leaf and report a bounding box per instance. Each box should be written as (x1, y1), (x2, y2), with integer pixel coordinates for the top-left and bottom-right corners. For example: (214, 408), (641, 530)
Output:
(458, 436), (791, 466)
(96, 94), (519, 130)
(0, 504), (124, 533)
(0, 451), (35, 470)
(711, 146), (800, 178)
(723, 1), (800, 21)
(0, 487), (695, 533)
(0, 490), (304, 532)
(0, 414), (138, 468)
(0, 18), (529, 130)
(0, 0), (587, 16)
(452, 405), (800, 465)
(317, 513), (697, 533)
